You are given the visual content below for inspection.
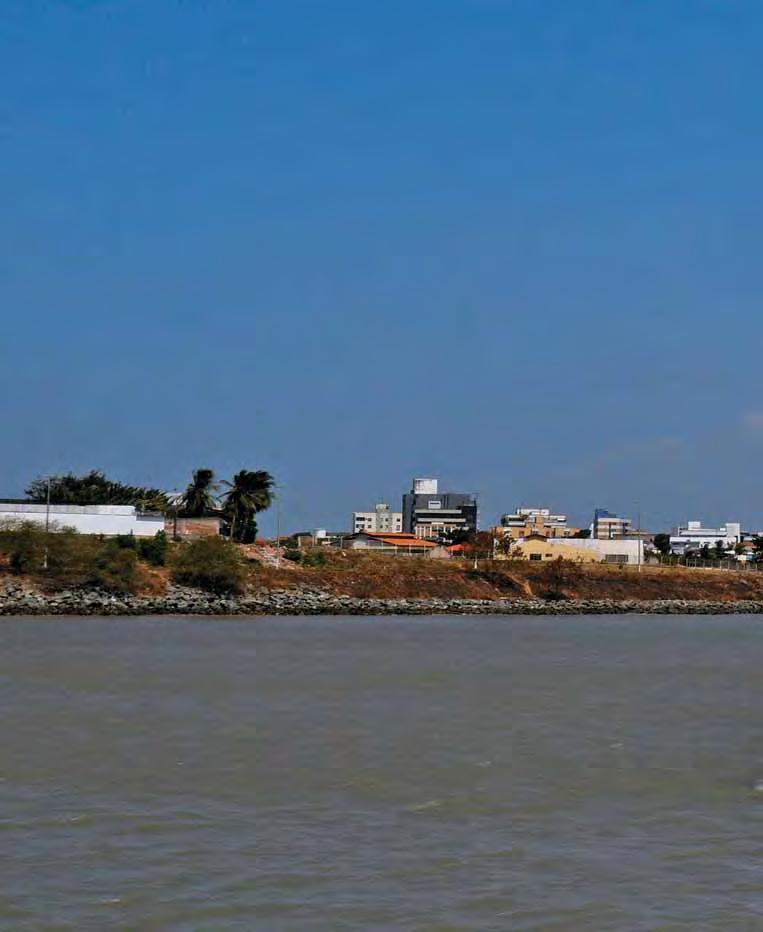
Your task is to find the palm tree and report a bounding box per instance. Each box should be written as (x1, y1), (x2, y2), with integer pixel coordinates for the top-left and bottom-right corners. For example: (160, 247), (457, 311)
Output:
(222, 470), (275, 543)
(180, 468), (219, 517)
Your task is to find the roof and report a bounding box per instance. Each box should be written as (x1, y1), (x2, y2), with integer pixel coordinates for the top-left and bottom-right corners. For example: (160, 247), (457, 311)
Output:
(353, 532), (439, 549)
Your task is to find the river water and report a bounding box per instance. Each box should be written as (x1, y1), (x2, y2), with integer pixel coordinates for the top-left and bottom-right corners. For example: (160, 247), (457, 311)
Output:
(1, 615), (762, 929)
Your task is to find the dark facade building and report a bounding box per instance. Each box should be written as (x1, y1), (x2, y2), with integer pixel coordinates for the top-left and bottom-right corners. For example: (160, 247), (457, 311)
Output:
(402, 478), (478, 540)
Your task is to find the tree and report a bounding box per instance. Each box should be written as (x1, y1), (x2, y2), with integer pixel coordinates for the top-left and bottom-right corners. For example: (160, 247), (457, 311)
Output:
(179, 468), (219, 517)
(26, 471), (168, 512)
(714, 539), (727, 560)
(222, 470), (274, 543)
(653, 533), (671, 556)
(700, 543), (712, 561)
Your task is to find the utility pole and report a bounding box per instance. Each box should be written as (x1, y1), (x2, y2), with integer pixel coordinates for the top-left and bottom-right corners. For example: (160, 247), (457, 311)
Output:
(42, 476), (51, 570)
(275, 494), (282, 568)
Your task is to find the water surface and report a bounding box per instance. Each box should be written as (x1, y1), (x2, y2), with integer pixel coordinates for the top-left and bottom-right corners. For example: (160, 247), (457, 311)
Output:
(1, 615), (762, 929)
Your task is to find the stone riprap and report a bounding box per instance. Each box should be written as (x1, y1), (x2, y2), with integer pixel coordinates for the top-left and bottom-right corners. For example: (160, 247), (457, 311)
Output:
(1, 582), (763, 616)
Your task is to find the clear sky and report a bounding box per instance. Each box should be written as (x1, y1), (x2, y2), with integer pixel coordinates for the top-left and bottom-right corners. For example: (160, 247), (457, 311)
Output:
(2, 0), (762, 533)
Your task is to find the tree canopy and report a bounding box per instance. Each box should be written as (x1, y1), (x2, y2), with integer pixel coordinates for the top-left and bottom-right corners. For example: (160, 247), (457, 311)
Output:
(26, 471), (168, 513)
(179, 468), (219, 517)
(222, 469), (275, 543)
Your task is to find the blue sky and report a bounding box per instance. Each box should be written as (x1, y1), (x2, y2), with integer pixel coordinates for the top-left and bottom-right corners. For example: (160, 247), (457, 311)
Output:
(2, 0), (762, 533)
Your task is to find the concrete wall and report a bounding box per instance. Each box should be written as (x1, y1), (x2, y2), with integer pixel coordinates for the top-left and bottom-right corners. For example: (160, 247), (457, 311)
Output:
(0, 503), (165, 538)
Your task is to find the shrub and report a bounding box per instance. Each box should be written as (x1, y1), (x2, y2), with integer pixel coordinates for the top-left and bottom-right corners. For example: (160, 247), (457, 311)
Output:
(300, 549), (328, 567)
(0, 523), (142, 593)
(170, 537), (247, 594)
(137, 530), (168, 566)
(538, 557), (584, 600)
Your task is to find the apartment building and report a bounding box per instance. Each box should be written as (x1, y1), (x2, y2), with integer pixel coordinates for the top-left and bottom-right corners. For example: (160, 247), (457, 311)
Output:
(402, 478), (477, 540)
(498, 507), (579, 540)
(592, 508), (633, 539)
(352, 503), (403, 535)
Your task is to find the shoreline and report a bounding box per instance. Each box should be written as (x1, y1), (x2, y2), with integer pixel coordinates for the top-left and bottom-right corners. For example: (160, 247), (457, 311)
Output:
(2, 584), (763, 616)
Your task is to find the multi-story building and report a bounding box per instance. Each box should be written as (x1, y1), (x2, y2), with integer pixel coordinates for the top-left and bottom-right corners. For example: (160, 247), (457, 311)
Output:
(669, 521), (742, 555)
(352, 503), (403, 535)
(402, 478), (478, 540)
(498, 507), (579, 540)
(592, 508), (633, 540)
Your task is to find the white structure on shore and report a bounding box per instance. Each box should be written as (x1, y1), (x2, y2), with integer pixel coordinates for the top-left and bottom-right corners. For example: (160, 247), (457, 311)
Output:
(669, 521), (742, 555)
(0, 503), (165, 537)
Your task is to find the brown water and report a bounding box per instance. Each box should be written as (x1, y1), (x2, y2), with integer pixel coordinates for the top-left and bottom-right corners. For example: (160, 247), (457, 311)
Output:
(1, 615), (762, 929)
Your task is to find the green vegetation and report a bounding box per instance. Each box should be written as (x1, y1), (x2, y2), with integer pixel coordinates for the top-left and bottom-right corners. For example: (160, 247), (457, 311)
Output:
(107, 530), (169, 566)
(221, 470), (275, 543)
(26, 470), (168, 512)
(653, 533), (671, 555)
(283, 546), (328, 567)
(0, 522), (142, 593)
(170, 536), (248, 594)
(178, 468), (219, 517)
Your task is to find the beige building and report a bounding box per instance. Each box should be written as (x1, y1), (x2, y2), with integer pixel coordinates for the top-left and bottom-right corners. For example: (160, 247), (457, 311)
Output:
(500, 534), (600, 563)
(496, 507), (580, 540)
(500, 534), (645, 565)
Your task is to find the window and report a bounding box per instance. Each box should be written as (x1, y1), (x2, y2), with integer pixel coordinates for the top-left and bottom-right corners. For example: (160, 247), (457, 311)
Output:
(530, 553), (542, 561)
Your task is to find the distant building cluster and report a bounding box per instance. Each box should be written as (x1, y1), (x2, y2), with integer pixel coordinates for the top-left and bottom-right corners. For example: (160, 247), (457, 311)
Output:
(0, 477), (760, 567)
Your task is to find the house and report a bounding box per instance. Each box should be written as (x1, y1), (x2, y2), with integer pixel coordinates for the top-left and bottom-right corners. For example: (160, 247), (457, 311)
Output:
(0, 502), (165, 538)
(402, 478), (477, 540)
(345, 531), (450, 557)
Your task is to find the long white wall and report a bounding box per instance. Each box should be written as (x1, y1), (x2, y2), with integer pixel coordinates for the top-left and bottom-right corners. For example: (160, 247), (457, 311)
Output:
(0, 503), (165, 538)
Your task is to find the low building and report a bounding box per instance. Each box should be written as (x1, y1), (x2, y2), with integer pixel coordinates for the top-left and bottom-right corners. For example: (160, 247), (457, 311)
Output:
(291, 529), (349, 548)
(402, 478), (477, 540)
(0, 502), (165, 537)
(669, 521), (742, 555)
(498, 507), (579, 540)
(503, 535), (601, 563)
(345, 531), (449, 556)
(592, 509), (633, 539)
(166, 516), (222, 540)
(352, 503), (403, 535)
(501, 535), (645, 565)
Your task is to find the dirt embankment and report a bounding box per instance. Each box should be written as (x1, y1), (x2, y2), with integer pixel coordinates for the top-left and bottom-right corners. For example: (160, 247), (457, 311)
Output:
(247, 552), (763, 603)
(4, 549), (763, 604)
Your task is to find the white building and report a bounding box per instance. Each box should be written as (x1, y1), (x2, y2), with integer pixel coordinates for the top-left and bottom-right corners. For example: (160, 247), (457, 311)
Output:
(669, 521), (742, 555)
(0, 503), (165, 538)
(352, 503), (403, 535)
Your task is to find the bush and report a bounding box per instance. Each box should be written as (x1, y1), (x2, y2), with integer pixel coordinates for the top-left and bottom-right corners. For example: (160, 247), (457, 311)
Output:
(170, 537), (247, 594)
(537, 557), (584, 600)
(137, 530), (168, 566)
(0, 523), (142, 593)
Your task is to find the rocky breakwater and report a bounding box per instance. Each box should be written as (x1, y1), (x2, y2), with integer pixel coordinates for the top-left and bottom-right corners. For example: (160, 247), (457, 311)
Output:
(2, 582), (763, 616)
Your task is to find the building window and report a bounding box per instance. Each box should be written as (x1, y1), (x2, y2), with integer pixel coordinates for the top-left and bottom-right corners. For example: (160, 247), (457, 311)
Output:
(530, 553), (542, 561)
